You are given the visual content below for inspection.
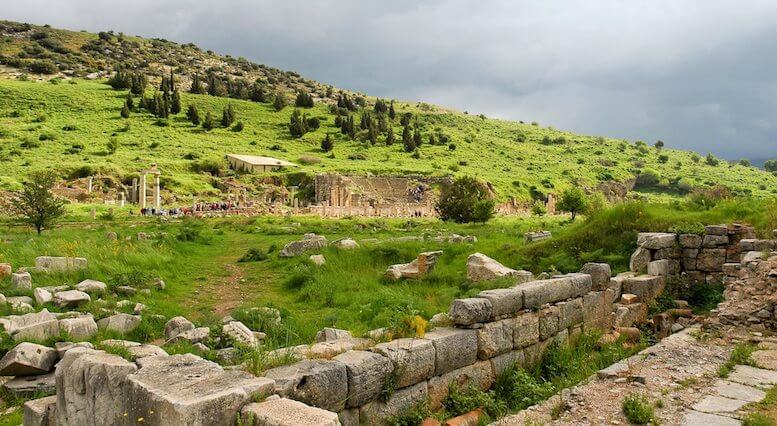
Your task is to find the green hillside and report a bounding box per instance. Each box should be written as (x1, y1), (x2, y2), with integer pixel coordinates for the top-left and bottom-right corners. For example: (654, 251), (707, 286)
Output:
(0, 20), (775, 203)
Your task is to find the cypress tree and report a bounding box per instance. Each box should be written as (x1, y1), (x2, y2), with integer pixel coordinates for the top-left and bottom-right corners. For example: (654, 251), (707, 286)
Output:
(368, 122), (378, 145)
(402, 125), (415, 152)
(414, 127), (422, 147)
(221, 104), (235, 127)
(202, 112), (214, 130)
(428, 133), (436, 146)
(289, 109), (308, 138)
(190, 74), (205, 94)
(321, 134), (334, 152)
(374, 99), (388, 114)
(400, 112), (412, 127)
(251, 83), (266, 102)
(389, 101), (396, 120)
(273, 92), (287, 111)
(130, 73), (147, 95)
(385, 127), (395, 146)
(347, 115), (356, 140)
(125, 93), (134, 110)
(171, 90), (181, 115)
(138, 96), (146, 111)
(120, 103), (130, 119)
(186, 104), (200, 125)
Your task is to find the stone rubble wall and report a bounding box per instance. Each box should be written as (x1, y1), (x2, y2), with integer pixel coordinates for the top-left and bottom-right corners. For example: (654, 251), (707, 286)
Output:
(254, 264), (664, 425)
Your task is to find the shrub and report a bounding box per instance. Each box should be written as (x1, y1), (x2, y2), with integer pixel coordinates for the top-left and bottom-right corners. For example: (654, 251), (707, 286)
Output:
(493, 366), (553, 410)
(238, 248), (268, 262)
(622, 393), (655, 424)
(298, 155), (321, 165)
(635, 169), (660, 187)
(191, 158), (226, 176)
(436, 176), (495, 223)
(28, 60), (58, 74)
(232, 121), (244, 132)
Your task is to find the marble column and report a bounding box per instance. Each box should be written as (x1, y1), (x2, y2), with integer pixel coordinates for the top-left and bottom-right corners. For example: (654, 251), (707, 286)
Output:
(153, 174), (161, 210)
(139, 174), (147, 209)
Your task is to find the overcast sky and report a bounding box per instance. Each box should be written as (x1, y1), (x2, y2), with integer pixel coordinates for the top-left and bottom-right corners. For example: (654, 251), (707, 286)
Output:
(4, 1), (777, 162)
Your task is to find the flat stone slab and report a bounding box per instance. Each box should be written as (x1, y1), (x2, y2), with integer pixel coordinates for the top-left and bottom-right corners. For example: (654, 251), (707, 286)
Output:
(751, 350), (777, 371)
(3, 371), (55, 396)
(727, 365), (777, 389)
(682, 410), (740, 426)
(691, 395), (748, 414)
(713, 380), (766, 403)
(241, 397), (339, 426)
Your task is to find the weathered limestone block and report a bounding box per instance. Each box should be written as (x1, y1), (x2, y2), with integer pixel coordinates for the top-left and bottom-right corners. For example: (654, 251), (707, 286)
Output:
(705, 225), (728, 236)
(558, 298), (584, 329)
(424, 327), (477, 375)
(679, 234), (703, 248)
(523, 343), (543, 367)
(0, 263), (11, 278)
(75, 279), (107, 294)
(333, 350), (393, 408)
(359, 381), (427, 425)
(466, 253), (532, 283)
(35, 256), (87, 272)
(241, 397), (340, 426)
(33, 288), (52, 305)
(703, 234), (729, 248)
(5, 371), (55, 396)
(682, 249), (699, 270)
(167, 327), (210, 344)
(647, 259), (680, 277)
(615, 303), (648, 327)
(223, 321), (258, 346)
(513, 312), (540, 348)
(315, 327), (352, 343)
(629, 247), (652, 272)
(477, 319), (514, 359)
(538, 306), (560, 341)
(59, 316), (98, 340)
(0, 342), (57, 376)
(310, 254), (326, 266)
(124, 354), (274, 425)
(97, 313), (141, 334)
(722, 263), (741, 276)
(490, 349), (525, 376)
(0, 309), (60, 342)
(11, 272), (32, 290)
(524, 231), (552, 242)
(265, 359), (348, 412)
(743, 251), (766, 264)
(449, 298), (492, 326)
(372, 338), (434, 388)
(427, 361), (495, 410)
(622, 275), (665, 302)
(740, 239), (777, 252)
(519, 274), (592, 309)
(338, 408), (359, 426)
(580, 263), (612, 291)
(53, 290), (91, 308)
(384, 251), (443, 280)
(165, 316), (195, 340)
(23, 395), (57, 426)
(621, 294), (639, 304)
(654, 246), (682, 259)
(102, 340), (168, 359)
(56, 348), (138, 426)
(307, 338), (367, 359)
(477, 287), (523, 318)
(697, 248), (727, 271)
(637, 232), (677, 249)
(333, 238), (360, 250)
(279, 234), (328, 257)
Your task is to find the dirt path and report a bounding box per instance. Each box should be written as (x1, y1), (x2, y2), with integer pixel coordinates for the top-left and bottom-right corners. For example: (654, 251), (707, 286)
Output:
(494, 328), (733, 425)
(207, 263), (247, 318)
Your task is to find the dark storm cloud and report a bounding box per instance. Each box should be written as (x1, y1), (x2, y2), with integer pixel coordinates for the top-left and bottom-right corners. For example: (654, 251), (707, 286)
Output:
(4, 0), (777, 161)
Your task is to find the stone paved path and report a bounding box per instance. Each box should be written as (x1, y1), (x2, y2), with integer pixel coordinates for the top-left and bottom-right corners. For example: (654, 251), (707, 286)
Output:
(493, 329), (777, 425)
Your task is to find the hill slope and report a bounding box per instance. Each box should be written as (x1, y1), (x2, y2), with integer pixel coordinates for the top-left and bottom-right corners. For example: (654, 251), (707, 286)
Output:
(0, 21), (774, 203)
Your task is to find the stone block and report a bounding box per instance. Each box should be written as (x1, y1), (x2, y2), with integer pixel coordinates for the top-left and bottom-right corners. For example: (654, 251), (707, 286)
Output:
(11, 272), (32, 290)
(582, 291), (611, 330)
(705, 225), (728, 236)
(265, 359), (348, 412)
(580, 263), (612, 290)
(279, 234), (328, 257)
(558, 298), (584, 329)
(679, 234), (703, 248)
(165, 316), (195, 340)
(315, 327), (352, 342)
(621, 294), (639, 304)
(740, 239), (777, 252)
(5, 371), (55, 397)
(476, 319), (514, 359)
(33, 288), (52, 305)
(125, 354), (275, 425)
(489, 350), (525, 377)
(372, 338), (434, 388)
(654, 246), (682, 259)
(629, 247), (651, 272)
(359, 381), (427, 425)
(0, 309), (60, 342)
(97, 313), (141, 334)
(703, 234), (729, 248)
(0, 263), (11, 278)
(622, 275), (665, 302)
(53, 290), (91, 308)
(424, 328), (477, 375)
(637, 232), (677, 249)
(449, 298), (492, 326)
(477, 287), (523, 318)
(333, 350), (393, 408)
(523, 343), (542, 367)
(56, 348), (138, 426)
(35, 256), (87, 272)
(23, 395), (57, 426)
(59, 316), (98, 341)
(513, 312), (540, 348)
(426, 361), (494, 411)
(55, 342), (95, 359)
(338, 408), (359, 426)
(538, 306), (559, 341)
(615, 303), (648, 327)
(242, 398), (340, 426)
(682, 249), (699, 270)
(647, 259), (680, 277)
(0, 342), (57, 376)
(519, 274), (591, 309)
(223, 321), (259, 347)
(75, 279), (107, 294)
(697, 249), (726, 271)
(467, 253), (532, 283)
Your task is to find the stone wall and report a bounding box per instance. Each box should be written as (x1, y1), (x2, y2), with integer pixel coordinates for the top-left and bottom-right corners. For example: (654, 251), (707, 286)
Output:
(628, 224), (758, 286)
(252, 264), (663, 425)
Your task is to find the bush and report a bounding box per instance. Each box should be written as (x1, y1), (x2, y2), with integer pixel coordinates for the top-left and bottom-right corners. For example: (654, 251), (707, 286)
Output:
(635, 169), (660, 187)
(237, 248), (268, 263)
(27, 60), (58, 74)
(622, 393), (655, 424)
(557, 187), (590, 221)
(436, 176), (495, 223)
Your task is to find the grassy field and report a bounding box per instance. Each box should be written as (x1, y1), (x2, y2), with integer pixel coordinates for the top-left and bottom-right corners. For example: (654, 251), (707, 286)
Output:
(0, 78), (775, 202)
